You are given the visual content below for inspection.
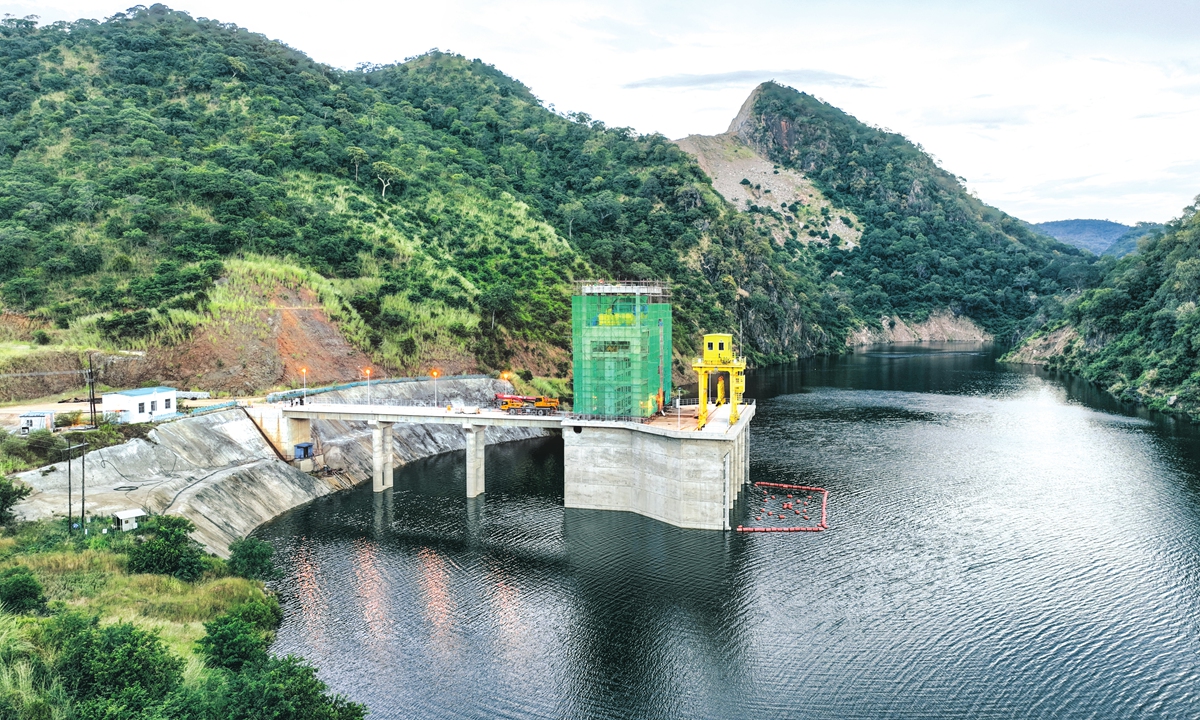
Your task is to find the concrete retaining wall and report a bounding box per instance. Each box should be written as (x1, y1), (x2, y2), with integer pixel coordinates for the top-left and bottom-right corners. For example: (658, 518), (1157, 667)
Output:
(563, 414), (750, 530)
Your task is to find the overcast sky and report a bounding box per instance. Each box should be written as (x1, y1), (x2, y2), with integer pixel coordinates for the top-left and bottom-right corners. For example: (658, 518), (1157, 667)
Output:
(6, 0), (1200, 225)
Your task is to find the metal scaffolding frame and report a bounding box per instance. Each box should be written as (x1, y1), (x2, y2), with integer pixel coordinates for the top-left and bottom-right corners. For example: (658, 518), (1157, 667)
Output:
(572, 283), (672, 419)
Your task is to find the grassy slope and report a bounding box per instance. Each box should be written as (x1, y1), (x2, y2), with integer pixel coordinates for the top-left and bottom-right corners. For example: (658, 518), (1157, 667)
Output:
(0, 520), (267, 680)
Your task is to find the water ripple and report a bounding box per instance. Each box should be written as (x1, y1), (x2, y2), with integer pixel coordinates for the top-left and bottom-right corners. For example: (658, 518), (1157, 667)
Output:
(259, 346), (1200, 719)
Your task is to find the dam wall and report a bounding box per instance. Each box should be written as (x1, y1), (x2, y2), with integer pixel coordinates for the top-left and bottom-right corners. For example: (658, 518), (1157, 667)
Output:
(12, 378), (547, 555)
(562, 405), (753, 530)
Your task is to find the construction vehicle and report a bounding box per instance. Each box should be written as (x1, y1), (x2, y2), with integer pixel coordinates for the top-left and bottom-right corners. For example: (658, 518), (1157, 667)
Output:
(495, 393), (560, 415)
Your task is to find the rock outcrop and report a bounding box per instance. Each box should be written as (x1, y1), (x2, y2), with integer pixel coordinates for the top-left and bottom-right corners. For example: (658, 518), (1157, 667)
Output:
(1001, 325), (1081, 365)
(845, 311), (992, 345)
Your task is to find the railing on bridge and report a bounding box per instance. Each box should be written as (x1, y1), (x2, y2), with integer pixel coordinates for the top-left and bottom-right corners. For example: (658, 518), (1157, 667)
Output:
(266, 374), (494, 404)
(567, 398), (754, 424)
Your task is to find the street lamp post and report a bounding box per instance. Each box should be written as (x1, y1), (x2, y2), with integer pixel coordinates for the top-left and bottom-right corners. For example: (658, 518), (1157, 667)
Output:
(364, 368), (372, 405)
(301, 367), (307, 404)
(431, 369), (440, 406)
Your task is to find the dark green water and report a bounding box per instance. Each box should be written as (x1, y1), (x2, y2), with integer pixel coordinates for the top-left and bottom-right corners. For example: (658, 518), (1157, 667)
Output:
(257, 344), (1200, 718)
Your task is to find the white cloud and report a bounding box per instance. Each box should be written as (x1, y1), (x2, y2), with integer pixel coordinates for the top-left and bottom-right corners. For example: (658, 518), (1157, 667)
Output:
(5, 0), (1200, 224)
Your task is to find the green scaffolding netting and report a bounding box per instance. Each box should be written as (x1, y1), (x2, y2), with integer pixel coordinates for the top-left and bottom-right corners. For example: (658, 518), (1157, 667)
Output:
(572, 294), (672, 418)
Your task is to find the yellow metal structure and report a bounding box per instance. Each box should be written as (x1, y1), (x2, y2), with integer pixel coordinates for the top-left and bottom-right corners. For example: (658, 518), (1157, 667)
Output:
(691, 333), (747, 430)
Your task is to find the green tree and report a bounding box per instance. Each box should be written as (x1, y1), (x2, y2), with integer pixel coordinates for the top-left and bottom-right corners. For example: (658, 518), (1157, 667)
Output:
(479, 283), (516, 330)
(2, 278), (45, 310)
(346, 146), (368, 183)
(372, 162), (402, 198)
(196, 614), (267, 672)
(53, 618), (183, 714)
(221, 656), (366, 720)
(0, 476), (31, 521)
(127, 515), (207, 581)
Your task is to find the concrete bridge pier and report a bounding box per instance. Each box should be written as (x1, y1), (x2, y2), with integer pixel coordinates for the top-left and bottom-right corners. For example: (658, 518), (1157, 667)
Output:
(464, 424), (486, 498)
(370, 421), (394, 492)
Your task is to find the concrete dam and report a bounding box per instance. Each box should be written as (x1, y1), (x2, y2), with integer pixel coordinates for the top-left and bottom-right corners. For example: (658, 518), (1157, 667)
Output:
(13, 281), (755, 549)
(273, 281), (755, 531)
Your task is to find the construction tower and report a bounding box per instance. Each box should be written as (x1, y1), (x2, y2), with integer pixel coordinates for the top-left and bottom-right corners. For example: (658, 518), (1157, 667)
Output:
(571, 281), (672, 418)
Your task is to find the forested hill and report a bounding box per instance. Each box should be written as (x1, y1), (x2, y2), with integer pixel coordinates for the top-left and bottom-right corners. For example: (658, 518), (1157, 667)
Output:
(0, 8), (1096, 391)
(0, 6), (863, 387)
(731, 82), (1097, 342)
(1007, 198), (1200, 417)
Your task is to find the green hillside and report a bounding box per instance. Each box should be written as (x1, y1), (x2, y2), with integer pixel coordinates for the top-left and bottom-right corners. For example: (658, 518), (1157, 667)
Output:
(0, 8), (1102, 390)
(0, 6), (857, 383)
(733, 82), (1098, 342)
(1102, 222), (1164, 258)
(1009, 199), (1200, 416)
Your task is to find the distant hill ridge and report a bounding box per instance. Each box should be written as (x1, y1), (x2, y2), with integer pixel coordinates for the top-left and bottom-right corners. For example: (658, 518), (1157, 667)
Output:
(1032, 219), (1131, 255)
(1031, 219), (1164, 258)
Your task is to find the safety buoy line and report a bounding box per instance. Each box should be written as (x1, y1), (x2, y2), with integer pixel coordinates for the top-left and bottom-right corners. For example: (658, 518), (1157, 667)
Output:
(737, 481), (829, 533)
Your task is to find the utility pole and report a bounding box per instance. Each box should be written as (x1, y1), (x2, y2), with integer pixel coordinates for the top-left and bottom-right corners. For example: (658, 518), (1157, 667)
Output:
(63, 443), (87, 534)
(86, 354), (97, 428)
(81, 442), (87, 534)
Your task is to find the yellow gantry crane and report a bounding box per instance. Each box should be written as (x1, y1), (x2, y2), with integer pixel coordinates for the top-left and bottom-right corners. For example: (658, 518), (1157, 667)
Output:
(692, 333), (746, 430)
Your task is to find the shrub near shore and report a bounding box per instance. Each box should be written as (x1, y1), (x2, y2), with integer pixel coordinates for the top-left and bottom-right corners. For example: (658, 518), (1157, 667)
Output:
(0, 518), (363, 719)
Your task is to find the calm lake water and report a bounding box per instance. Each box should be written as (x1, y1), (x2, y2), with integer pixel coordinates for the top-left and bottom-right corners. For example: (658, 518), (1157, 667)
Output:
(257, 344), (1200, 719)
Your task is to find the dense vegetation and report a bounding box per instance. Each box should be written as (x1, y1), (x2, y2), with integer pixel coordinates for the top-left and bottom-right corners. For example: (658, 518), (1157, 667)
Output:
(0, 517), (361, 719)
(0, 6), (862, 377)
(1101, 222), (1164, 258)
(739, 82), (1100, 342)
(1012, 198), (1200, 416)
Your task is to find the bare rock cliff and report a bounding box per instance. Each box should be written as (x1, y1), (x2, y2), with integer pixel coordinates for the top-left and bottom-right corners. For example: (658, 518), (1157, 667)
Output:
(845, 311), (992, 345)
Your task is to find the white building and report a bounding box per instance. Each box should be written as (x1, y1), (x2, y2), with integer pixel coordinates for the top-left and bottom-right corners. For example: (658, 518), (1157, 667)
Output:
(101, 387), (179, 424)
(112, 509), (146, 531)
(18, 411), (54, 435)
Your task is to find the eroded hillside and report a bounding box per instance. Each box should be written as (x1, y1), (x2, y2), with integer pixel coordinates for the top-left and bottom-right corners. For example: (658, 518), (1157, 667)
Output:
(674, 133), (861, 248)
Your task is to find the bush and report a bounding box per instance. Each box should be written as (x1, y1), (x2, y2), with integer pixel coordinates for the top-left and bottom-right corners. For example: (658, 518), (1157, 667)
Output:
(23, 430), (66, 464)
(196, 614), (267, 672)
(221, 656), (366, 720)
(127, 515), (207, 581)
(54, 410), (83, 428)
(227, 597), (282, 632)
(228, 538), (275, 580)
(53, 616), (183, 713)
(0, 476), (31, 522)
(0, 566), (45, 613)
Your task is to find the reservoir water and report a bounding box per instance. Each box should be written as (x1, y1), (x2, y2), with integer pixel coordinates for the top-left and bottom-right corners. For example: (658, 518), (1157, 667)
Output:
(257, 344), (1200, 718)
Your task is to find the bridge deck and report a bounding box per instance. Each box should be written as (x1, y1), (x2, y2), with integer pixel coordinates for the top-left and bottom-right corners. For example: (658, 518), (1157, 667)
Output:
(281, 403), (565, 429)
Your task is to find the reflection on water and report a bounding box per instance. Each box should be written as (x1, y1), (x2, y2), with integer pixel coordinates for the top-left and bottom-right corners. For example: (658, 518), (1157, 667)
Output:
(258, 344), (1200, 719)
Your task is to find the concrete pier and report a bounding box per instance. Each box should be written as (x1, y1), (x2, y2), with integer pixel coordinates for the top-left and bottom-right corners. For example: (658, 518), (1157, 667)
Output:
(464, 424), (486, 498)
(370, 421), (394, 492)
(563, 402), (755, 530)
